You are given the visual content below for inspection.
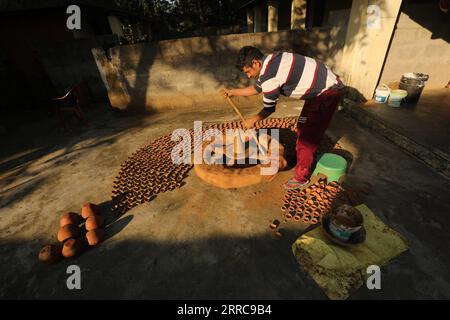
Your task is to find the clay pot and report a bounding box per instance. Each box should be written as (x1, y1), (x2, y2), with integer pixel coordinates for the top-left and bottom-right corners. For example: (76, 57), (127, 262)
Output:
(57, 224), (80, 243)
(62, 238), (83, 258)
(38, 244), (63, 264)
(85, 228), (106, 246)
(60, 212), (83, 227)
(85, 215), (104, 231)
(81, 202), (100, 219)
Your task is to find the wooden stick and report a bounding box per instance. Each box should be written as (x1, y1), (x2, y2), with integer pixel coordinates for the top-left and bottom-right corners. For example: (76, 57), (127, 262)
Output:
(225, 96), (267, 157)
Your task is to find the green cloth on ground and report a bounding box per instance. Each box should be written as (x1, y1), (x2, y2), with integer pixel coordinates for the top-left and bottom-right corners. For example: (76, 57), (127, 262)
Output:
(292, 204), (408, 300)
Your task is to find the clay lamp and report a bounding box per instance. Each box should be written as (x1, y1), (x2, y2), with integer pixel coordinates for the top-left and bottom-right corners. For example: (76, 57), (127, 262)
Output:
(269, 219), (280, 229)
(312, 210), (321, 218)
(285, 213), (293, 220)
(302, 216), (311, 224)
(310, 217), (319, 225)
(274, 231), (283, 239)
(281, 205), (288, 212)
(293, 215), (301, 222)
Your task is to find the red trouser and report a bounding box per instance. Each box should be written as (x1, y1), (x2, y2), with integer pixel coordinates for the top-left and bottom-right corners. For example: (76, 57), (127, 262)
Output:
(294, 89), (342, 183)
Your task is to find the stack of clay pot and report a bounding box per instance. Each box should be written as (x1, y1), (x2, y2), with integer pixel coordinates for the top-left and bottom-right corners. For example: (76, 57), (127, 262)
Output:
(38, 203), (105, 264)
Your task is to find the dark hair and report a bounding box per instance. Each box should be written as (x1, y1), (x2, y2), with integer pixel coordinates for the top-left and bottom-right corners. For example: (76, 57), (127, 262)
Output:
(235, 46), (264, 70)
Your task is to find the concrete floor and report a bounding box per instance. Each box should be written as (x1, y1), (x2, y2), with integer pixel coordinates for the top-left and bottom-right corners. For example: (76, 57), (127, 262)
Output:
(1, 102), (450, 299)
(363, 88), (450, 156)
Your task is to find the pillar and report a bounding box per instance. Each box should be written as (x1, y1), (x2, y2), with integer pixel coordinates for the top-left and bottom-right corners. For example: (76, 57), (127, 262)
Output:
(291, 0), (306, 29)
(107, 16), (124, 37)
(268, 0), (279, 32)
(247, 7), (254, 33)
(254, 5), (263, 32)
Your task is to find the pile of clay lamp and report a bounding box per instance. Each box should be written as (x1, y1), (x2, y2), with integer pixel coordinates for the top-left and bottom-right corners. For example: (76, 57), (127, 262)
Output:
(38, 203), (105, 264)
(111, 117), (298, 212)
(280, 178), (342, 225)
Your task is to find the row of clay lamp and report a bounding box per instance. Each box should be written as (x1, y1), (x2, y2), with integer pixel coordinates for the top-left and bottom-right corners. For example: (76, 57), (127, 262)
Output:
(280, 180), (343, 225)
(115, 167), (189, 181)
(111, 133), (195, 210)
(38, 203), (105, 264)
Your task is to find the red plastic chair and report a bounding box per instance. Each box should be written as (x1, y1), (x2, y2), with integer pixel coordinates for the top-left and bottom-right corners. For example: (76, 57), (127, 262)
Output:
(52, 81), (90, 129)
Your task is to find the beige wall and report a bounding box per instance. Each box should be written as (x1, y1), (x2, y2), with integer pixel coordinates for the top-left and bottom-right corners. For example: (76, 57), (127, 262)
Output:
(92, 28), (345, 112)
(340, 0), (403, 99)
(379, 2), (450, 88)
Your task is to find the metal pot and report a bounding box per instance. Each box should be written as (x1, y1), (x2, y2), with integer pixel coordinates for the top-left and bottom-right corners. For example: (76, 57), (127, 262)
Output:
(399, 72), (429, 104)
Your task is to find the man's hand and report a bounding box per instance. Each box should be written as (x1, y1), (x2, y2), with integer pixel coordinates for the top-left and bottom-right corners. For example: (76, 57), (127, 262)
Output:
(244, 116), (258, 129)
(219, 88), (233, 98)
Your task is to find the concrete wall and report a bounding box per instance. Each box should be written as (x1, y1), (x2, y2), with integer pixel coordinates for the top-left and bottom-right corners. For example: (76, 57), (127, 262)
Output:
(379, 1), (450, 88)
(339, 0), (403, 99)
(92, 28), (344, 112)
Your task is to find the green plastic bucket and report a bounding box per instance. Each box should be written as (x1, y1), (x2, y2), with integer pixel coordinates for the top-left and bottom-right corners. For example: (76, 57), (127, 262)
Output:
(312, 153), (347, 183)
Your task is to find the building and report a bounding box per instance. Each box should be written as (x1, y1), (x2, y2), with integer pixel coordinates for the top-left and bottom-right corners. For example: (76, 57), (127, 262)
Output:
(241, 0), (450, 98)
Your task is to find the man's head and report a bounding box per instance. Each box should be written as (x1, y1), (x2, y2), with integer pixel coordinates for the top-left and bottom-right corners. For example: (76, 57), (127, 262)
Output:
(235, 46), (264, 79)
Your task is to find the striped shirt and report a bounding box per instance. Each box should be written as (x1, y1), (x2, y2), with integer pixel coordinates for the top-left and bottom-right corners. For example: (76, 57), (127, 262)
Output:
(254, 52), (343, 113)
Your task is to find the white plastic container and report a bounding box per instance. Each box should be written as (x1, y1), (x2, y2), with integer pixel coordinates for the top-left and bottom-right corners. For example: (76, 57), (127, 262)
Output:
(374, 84), (390, 103)
(388, 89), (408, 107)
